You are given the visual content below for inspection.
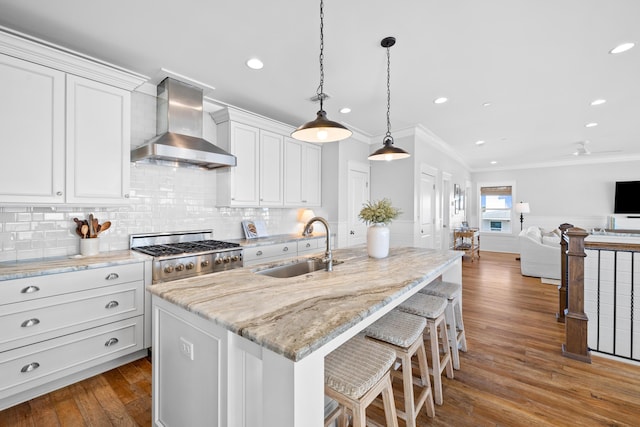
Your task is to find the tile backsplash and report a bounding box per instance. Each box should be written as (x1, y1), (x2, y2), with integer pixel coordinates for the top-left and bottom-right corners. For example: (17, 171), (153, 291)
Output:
(0, 91), (303, 263)
(0, 163), (301, 262)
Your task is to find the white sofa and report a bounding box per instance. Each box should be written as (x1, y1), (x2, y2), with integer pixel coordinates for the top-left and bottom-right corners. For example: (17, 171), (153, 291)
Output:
(518, 226), (561, 280)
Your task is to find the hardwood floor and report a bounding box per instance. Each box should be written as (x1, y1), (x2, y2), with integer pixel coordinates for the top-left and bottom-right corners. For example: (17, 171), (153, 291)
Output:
(2, 251), (640, 426)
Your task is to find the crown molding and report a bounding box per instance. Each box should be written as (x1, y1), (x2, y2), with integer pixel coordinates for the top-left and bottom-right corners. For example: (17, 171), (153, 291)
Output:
(0, 25), (147, 91)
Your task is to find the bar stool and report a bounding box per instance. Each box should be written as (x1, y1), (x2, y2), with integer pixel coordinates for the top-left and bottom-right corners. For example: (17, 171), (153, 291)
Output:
(420, 281), (468, 370)
(398, 293), (454, 405)
(324, 335), (399, 427)
(364, 310), (435, 427)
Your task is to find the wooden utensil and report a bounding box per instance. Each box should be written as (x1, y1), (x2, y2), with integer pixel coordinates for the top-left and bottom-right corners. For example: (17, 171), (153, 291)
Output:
(98, 221), (111, 235)
(92, 217), (99, 236)
(81, 224), (89, 239)
(88, 214), (95, 238)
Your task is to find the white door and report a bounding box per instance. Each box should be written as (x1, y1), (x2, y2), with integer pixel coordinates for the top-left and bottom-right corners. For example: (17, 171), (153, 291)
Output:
(442, 173), (452, 249)
(419, 167), (436, 248)
(347, 162), (370, 247)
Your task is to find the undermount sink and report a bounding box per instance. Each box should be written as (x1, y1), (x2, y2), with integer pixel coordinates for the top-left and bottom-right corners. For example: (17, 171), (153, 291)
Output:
(256, 258), (341, 279)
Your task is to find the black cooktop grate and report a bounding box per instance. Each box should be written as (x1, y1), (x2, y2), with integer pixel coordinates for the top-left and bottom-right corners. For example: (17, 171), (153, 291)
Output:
(132, 240), (240, 257)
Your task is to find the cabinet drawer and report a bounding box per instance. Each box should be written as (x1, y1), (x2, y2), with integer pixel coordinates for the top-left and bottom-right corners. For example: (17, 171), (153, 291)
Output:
(297, 239), (320, 254)
(0, 262), (144, 305)
(243, 242), (295, 264)
(0, 316), (144, 399)
(0, 281), (144, 352)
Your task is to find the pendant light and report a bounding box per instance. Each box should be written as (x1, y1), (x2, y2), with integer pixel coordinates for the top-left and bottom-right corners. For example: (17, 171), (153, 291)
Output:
(291, 0), (352, 143)
(369, 36), (411, 161)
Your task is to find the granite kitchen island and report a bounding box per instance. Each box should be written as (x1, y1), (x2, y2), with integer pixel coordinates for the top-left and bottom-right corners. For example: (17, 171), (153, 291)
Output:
(148, 246), (463, 427)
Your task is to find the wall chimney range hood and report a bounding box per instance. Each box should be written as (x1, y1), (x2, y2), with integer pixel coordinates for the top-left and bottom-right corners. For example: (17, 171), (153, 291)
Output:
(131, 78), (237, 169)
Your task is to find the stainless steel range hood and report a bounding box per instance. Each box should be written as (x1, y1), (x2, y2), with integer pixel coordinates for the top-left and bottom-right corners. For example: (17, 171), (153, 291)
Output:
(131, 78), (236, 169)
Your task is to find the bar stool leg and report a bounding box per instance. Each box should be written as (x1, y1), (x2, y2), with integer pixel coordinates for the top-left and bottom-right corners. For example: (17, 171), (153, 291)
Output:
(426, 314), (454, 405)
(416, 339), (435, 418)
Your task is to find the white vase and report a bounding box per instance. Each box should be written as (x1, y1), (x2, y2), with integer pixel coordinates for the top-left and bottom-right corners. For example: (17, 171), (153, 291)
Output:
(367, 223), (390, 258)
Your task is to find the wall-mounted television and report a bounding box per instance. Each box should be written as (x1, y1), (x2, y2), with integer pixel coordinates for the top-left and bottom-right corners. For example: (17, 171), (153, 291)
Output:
(614, 181), (640, 214)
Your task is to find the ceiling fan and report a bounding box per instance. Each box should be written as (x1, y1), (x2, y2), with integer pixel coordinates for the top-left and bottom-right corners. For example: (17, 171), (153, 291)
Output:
(571, 140), (621, 157)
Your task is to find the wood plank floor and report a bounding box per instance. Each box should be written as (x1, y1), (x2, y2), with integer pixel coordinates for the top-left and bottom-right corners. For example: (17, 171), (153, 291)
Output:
(2, 251), (640, 426)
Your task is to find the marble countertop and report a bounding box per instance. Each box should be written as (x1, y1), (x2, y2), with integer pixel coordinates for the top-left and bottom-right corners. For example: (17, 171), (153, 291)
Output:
(148, 246), (462, 362)
(229, 233), (328, 247)
(0, 250), (151, 281)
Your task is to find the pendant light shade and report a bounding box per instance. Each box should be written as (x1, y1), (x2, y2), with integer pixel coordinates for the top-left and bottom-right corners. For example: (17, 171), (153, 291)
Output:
(291, 110), (352, 143)
(368, 135), (411, 161)
(369, 36), (411, 161)
(292, 0), (352, 143)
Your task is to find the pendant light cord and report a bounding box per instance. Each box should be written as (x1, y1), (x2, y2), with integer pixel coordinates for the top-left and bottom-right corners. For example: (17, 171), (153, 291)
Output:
(317, 0), (325, 111)
(386, 43), (392, 139)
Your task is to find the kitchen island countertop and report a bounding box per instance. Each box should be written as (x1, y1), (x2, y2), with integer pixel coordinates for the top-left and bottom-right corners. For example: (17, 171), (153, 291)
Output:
(148, 246), (462, 362)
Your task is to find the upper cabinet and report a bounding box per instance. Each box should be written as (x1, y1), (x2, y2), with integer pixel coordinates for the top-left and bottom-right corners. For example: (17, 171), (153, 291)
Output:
(284, 138), (321, 206)
(213, 108), (321, 208)
(66, 75), (131, 204)
(0, 29), (146, 205)
(0, 54), (66, 204)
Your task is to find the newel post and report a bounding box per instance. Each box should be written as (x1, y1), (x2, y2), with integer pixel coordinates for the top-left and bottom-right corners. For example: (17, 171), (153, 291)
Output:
(557, 223), (573, 323)
(562, 227), (591, 363)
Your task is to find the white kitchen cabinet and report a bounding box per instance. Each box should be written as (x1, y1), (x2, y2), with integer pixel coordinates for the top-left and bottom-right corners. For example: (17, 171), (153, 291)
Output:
(0, 54), (66, 204)
(284, 138), (321, 207)
(243, 241), (296, 266)
(259, 130), (284, 207)
(0, 30), (145, 205)
(65, 75), (131, 204)
(214, 107), (319, 208)
(0, 262), (148, 410)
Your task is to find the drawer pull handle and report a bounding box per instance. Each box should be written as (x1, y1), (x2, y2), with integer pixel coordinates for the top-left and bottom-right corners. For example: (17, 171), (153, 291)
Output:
(21, 362), (40, 373)
(105, 301), (119, 309)
(21, 318), (40, 328)
(283, 246), (289, 252)
(256, 250), (263, 256)
(306, 243), (311, 248)
(105, 273), (119, 280)
(105, 338), (119, 347)
(21, 286), (40, 294)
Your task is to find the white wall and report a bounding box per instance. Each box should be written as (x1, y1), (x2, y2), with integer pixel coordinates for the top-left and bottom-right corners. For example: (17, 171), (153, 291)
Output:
(472, 160), (640, 253)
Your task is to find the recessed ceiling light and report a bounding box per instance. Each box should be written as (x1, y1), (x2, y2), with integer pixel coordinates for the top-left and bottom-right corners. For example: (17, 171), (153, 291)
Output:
(490, 160), (497, 165)
(482, 102), (492, 107)
(434, 97), (448, 104)
(590, 99), (606, 106)
(475, 140), (486, 146)
(246, 58), (264, 70)
(585, 122), (598, 128)
(609, 42), (635, 54)
(339, 107), (351, 114)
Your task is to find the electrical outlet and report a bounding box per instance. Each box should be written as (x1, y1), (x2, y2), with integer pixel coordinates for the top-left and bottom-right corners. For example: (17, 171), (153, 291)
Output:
(179, 337), (194, 361)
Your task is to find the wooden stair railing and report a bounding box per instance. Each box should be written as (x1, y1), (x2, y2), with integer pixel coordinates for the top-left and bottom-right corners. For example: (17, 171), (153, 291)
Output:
(561, 227), (591, 363)
(556, 223), (573, 323)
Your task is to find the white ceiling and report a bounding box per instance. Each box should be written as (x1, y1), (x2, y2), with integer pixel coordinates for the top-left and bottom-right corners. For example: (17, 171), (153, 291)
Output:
(1, 0), (639, 171)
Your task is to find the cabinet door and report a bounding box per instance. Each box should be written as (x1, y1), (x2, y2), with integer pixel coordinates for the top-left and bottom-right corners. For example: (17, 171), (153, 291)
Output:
(302, 143), (322, 206)
(0, 54), (65, 203)
(259, 130), (283, 206)
(65, 75), (131, 204)
(284, 139), (321, 206)
(229, 122), (260, 206)
(283, 137), (304, 205)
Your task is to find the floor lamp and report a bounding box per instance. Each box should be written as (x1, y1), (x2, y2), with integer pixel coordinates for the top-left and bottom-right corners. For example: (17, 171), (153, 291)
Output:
(515, 202), (530, 261)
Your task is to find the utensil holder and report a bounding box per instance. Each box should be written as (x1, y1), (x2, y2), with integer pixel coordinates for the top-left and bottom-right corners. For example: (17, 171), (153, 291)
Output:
(80, 238), (100, 256)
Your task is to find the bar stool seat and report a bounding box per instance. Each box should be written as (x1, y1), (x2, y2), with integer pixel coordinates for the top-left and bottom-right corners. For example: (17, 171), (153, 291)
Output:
(364, 310), (435, 427)
(325, 335), (399, 427)
(420, 281), (468, 370)
(398, 293), (454, 405)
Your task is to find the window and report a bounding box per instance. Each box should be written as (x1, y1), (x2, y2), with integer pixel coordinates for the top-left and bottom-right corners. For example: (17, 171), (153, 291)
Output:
(480, 185), (512, 233)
